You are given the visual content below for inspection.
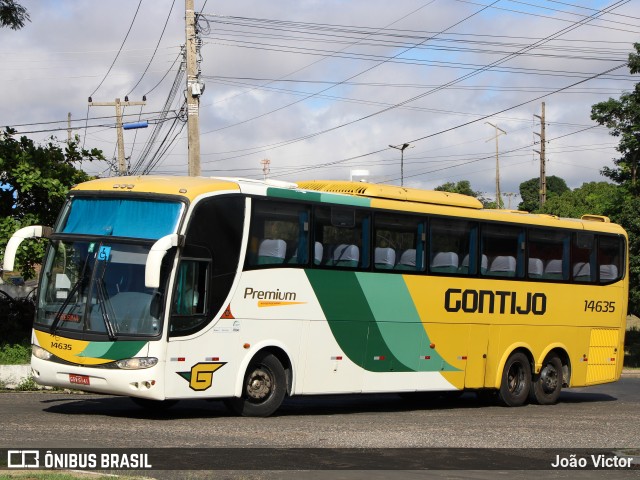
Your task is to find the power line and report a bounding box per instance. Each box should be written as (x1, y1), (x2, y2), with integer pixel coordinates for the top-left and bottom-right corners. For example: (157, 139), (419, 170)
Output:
(89, 0), (144, 98)
(127, 0), (177, 96)
(199, 0), (628, 166)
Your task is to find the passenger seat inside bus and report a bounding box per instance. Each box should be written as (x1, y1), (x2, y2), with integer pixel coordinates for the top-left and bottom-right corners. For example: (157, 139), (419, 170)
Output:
(600, 264), (618, 281)
(573, 262), (591, 282)
(543, 259), (564, 279)
(257, 239), (287, 265)
(431, 251), (459, 273)
(528, 258), (544, 278)
(374, 247), (396, 269)
(488, 255), (517, 277)
(333, 244), (359, 268)
(314, 242), (323, 265)
(395, 249), (417, 271)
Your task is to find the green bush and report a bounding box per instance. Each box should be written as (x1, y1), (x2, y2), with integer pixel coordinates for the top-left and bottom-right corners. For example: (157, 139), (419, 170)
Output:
(0, 342), (30, 364)
(625, 328), (640, 368)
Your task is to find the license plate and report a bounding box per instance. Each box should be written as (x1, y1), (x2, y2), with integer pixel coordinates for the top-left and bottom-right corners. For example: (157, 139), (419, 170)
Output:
(69, 374), (90, 385)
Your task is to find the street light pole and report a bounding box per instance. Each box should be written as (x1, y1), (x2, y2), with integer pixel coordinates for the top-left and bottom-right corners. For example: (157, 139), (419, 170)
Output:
(389, 143), (411, 186)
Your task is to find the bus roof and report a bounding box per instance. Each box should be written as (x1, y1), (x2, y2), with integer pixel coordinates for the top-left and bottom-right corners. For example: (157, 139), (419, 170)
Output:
(70, 176), (625, 235)
(71, 175), (240, 200)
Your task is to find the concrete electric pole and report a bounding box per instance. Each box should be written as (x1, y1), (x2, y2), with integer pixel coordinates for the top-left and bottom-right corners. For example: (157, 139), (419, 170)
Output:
(185, 0), (202, 176)
(485, 122), (507, 209)
(534, 102), (547, 208)
(89, 97), (146, 175)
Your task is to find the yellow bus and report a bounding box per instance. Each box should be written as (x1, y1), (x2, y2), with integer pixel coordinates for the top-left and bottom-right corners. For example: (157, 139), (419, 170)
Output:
(3, 176), (628, 416)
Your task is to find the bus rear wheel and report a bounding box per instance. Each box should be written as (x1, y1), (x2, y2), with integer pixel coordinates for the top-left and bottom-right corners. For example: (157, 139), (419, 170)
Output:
(498, 352), (531, 407)
(224, 352), (286, 417)
(530, 355), (563, 405)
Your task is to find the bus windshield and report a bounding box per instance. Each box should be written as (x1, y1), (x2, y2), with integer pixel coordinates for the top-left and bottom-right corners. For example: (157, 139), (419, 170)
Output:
(61, 197), (182, 239)
(37, 240), (167, 337)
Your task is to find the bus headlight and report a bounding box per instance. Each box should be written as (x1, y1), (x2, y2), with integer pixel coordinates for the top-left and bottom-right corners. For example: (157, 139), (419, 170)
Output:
(32, 344), (52, 360)
(115, 357), (158, 370)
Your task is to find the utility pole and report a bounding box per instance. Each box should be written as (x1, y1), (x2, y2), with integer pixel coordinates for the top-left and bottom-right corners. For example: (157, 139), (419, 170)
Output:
(67, 113), (72, 145)
(261, 159), (271, 180)
(185, 0), (202, 176)
(389, 143), (412, 187)
(89, 97), (146, 175)
(485, 122), (507, 209)
(533, 102), (547, 208)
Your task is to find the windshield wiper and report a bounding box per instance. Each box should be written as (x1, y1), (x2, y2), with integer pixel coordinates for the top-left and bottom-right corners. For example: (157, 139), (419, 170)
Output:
(95, 278), (118, 340)
(50, 278), (81, 335)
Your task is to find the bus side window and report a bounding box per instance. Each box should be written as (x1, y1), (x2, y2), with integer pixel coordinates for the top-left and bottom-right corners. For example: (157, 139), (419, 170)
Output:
(598, 235), (624, 283)
(313, 207), (370, 269)
(430, 218), (476, 275)
(374, 213), (425, 272)
(573, 233), (596, 282)
(172, 259), (208, 316)
(247, 200), (310, 268)
(528, 229), (570, 281)
(481, 224), (525, 278)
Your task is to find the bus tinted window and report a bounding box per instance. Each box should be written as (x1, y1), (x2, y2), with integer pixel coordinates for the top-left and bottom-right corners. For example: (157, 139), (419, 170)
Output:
(314, 206), (370, 269)
(481, 224), (525, 278)
(374, 213), (425, 271)
(528, 229), (569, 280)
(573, 233), (595, 282)
(598, 235), (624, 283)
(247, 200), (310, 267)
(430, 218), (477, 275)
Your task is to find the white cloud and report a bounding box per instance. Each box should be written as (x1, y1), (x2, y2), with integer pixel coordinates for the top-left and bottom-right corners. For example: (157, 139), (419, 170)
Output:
(1, 0), (638, 200)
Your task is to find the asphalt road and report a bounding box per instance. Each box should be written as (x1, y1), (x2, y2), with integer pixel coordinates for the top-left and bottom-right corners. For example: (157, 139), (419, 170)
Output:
(1, 377), (639, 479)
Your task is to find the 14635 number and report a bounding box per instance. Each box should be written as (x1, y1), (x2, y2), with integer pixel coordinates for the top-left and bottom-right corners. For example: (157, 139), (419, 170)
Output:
(584, 300), (615, 312)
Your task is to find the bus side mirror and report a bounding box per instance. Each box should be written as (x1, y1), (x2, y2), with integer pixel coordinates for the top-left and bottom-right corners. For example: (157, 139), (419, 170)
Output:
(3, 225), (53, 271)
(145, 234), (183, 289)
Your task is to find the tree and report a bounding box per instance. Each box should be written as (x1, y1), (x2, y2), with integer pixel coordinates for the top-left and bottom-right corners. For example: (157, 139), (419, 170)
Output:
(0, 128), (103, 279)
(591, 43), (640, 196)
(0, 0), (29, 30)
(539, 182), (618, 219)
(434, 180), (492, 206)
(607, 194), (640, 315)
(590, 43), (640, 314)
(518, 175), (569, 212)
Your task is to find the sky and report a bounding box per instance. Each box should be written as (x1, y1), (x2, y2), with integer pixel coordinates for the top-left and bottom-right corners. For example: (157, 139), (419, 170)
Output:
(1, 0), (639, 205)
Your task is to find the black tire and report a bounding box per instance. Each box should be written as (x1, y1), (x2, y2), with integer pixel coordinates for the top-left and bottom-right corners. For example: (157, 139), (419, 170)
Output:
(225, 352), (286, 417)
(130, 397), (179, 410)
(498, 352), (532, 407)
(530, 354), (563, 405)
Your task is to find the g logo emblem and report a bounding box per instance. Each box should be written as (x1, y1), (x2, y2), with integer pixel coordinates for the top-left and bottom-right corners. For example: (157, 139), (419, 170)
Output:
(178, 362), (226, 391)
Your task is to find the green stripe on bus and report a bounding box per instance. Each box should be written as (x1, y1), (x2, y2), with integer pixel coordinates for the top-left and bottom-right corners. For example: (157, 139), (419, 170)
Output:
(79, 341), (147, 360)
(355, 273), (458, 372)
(267, 187), (371, 207)
(305, 270), (413, 372)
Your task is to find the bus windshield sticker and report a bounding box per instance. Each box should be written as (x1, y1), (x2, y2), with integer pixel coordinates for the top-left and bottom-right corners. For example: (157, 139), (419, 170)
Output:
(98, 246), (111, 262)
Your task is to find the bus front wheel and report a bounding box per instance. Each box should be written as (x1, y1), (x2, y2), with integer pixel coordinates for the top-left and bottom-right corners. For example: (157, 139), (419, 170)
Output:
(530, 355), (563, 405)
(225, 352), (286, 417)
(498, 352), (531, 407)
